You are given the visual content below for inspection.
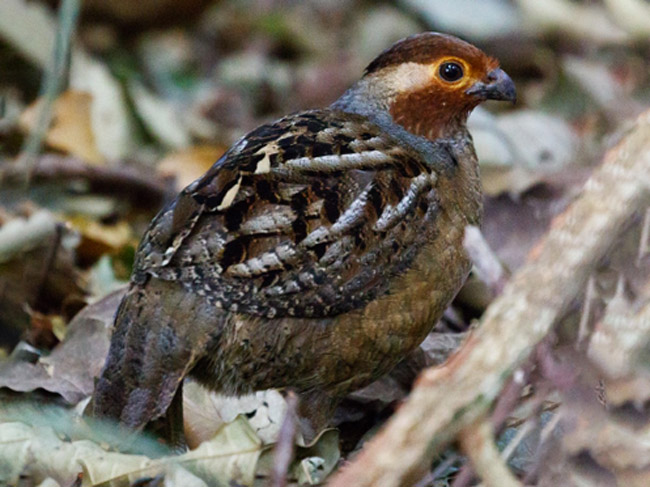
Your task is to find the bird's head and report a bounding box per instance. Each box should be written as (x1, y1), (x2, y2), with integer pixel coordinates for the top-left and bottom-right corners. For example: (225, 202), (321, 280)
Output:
(361, 32), (516, 140)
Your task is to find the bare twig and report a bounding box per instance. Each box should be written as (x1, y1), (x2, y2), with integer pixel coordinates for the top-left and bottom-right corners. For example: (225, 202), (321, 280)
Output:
(638, 207), (650, 265)
(0, 155), (175, 209)
(500, 418), (535, 464)
(269, 392), (299, 487)
(577, 275), (597, 349)
(490, 363), (532, 433)
(458, 420), (522, 487)
(521, 411), (562, 485)
(452, 361), (531, 487)
(328, 110), (650, 487)
(418, 453), (460, 487)
(450, 463), (475, 487)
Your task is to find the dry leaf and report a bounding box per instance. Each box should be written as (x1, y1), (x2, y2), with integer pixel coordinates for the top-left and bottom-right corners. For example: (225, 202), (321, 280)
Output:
(158, 145), (225, 190)
(19, 91), (104, 165)
(255, 429), (341, 486)
(66, 216), (134, 260)
(470, 108), (580, 196)
(0, 417), (262, 487)
(481, 168), (590, 271)
(562, 56), (641, 119)
(183, 381), (286, 448)
(69, 52), (136, 161)
(291, 430), (340, 485)
(0, 210), (87, 343)
(128, 81), (191, 149)
(0, 0), (58, 68)
(0, 289), (123, 404)
(0, 0), (136, 160)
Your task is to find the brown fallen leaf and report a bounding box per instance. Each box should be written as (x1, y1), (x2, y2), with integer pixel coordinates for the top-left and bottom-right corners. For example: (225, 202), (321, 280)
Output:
(66, 215), (134, 264)
(0, 288), (124, 404)
(157, 145), (226, 190)
(19, 90), (104, 165)
(25, 310), (63, 350)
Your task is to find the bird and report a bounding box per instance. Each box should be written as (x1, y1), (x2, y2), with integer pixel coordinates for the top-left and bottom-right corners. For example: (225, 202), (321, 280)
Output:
(90, 32), (516, 444)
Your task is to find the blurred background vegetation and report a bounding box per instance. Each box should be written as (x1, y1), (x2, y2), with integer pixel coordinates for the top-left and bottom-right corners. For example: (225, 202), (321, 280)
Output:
(0, 0), (648, 485)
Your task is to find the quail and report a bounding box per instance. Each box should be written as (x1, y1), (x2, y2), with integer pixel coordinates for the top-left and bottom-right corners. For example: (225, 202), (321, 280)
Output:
(91, 32), (516, 442)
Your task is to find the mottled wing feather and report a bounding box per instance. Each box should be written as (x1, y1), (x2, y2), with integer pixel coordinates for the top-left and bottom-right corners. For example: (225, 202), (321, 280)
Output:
(134, 109), (441, 318)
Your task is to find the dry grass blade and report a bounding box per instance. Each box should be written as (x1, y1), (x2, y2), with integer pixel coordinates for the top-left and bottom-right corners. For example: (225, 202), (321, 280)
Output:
(18, 0), (81, 172)
(328, 110), (650, 487)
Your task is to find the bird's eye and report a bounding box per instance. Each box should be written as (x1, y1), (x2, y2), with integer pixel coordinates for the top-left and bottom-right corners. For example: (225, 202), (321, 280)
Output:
(439, 62), (464, 82)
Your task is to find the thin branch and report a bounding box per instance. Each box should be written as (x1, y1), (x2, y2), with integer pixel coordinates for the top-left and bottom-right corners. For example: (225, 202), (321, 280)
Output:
(500, 418), (535, 464)
(451, 359), (532, 487)
(490, 363), (532, 433)
(638, 207), (650, 265)
(458, 419), (522, 487)
(577, 275), (597, 349)
(328, 109), (650, 487)
(0, 155), (175, 210)
(450, 463), (475, 487)
(269, 392), (298, 487)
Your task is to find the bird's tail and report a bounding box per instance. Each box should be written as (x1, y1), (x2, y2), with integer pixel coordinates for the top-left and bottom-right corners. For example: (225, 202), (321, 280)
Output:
(90, 278), (215, 432)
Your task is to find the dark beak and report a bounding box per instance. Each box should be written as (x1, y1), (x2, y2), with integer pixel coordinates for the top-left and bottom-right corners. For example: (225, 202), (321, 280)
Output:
(466, 68), (516, 104)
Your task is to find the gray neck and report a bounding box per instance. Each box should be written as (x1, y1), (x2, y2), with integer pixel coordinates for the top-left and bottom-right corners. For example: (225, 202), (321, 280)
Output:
(330, 77), (391, 120)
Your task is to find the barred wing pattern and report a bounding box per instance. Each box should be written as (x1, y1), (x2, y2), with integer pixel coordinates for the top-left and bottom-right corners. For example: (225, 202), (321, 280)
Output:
(134, 109), (443, 318)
